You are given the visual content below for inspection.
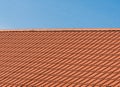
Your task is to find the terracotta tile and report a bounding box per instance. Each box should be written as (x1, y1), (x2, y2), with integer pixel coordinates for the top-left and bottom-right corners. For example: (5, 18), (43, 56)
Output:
(0, 29), (120, 87)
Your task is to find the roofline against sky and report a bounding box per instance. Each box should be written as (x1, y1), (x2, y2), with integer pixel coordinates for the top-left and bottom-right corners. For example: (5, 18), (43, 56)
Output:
(0, 28), (120, 31)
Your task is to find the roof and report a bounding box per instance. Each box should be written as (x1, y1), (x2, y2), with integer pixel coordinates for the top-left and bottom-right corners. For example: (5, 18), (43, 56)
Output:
(0, 29), (120, 87)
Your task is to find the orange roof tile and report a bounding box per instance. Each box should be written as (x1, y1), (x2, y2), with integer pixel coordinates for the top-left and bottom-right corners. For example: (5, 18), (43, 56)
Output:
(0, 29), (120, 87)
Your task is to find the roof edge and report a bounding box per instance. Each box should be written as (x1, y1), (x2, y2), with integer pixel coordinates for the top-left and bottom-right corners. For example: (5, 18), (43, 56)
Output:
(0, 28), (120, 32)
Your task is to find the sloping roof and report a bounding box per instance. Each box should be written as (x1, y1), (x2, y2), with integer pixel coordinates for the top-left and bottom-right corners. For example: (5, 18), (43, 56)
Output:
(0, 29), (120, 87)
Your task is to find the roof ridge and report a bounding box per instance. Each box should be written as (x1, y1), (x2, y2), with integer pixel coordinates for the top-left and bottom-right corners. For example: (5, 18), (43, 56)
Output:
(0, 28), (120, 32)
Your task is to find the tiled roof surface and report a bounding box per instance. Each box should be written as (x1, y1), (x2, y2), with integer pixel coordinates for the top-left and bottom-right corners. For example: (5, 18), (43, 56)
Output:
(0, 30), (120, 87)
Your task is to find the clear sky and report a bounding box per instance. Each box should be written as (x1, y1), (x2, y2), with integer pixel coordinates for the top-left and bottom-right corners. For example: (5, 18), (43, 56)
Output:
(0, 0), (120, 29)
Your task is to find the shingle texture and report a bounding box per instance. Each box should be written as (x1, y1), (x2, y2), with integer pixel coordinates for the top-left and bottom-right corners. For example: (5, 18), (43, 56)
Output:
(0, 30), (120, 87)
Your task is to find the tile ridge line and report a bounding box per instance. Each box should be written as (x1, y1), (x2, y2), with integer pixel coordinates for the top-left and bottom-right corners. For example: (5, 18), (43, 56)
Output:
(0, 28), (120, 32)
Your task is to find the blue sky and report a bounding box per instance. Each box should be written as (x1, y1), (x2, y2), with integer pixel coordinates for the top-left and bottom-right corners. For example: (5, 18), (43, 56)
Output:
(0, 0), (120, 29)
